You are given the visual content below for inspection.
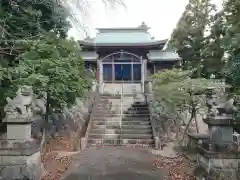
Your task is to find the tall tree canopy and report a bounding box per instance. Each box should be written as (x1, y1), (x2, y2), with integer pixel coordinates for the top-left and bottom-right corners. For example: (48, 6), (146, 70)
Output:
(201, 10), (226, 78)
(9, 33), (87, 113)
(168, 0), (240, 79)
(222, 0), (240, 91)
(223, 0), (240, 56)
(0, 0), (70, 59)
(0, 0), (124, 120)
(169, 0), (215, 77)
(0, 0), (70, 119)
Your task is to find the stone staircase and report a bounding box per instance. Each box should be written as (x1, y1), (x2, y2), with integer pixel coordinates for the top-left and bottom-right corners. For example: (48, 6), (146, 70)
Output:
(88, 95), (154, 147)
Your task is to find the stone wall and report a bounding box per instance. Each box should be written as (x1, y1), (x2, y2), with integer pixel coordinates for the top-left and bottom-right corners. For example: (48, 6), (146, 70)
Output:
(37, 91), (97, 152)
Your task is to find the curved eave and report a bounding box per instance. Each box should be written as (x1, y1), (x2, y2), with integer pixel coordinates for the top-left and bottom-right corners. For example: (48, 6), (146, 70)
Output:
(149, 58), (181, 62)
(83, 59), (98, 62)
(147, 50), (181, 62)
(80, 51), (99, 61)
(79, 39), (168, 47)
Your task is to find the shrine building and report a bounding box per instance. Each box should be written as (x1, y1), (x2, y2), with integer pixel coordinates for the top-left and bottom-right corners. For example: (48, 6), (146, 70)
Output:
(79, 24), (181, 85)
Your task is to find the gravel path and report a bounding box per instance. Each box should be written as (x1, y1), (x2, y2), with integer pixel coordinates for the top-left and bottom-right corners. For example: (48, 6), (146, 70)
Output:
(63, 147), (169, 180)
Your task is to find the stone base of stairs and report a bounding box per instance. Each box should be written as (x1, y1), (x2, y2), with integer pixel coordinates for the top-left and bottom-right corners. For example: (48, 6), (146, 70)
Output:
(88, 138), (154, 147)
(91, 128), (152, 134)
(89, 133), (152, 139)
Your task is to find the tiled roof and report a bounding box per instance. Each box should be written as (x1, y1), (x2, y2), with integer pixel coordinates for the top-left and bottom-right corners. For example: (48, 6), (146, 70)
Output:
(79, 27), (167, 46)
(147, 50), (181, 61)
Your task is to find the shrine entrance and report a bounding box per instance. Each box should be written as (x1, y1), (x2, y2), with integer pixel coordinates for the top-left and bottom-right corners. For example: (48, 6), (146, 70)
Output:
(102, 51), (142, 83)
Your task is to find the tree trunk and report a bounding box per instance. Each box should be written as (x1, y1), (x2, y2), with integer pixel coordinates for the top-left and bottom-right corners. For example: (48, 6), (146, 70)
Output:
(40, 93), (50, 153)
(181, 108), (194, 143)
(194, 109), (199, 133)
(175, 116), (180, 141)
(196, 61), (202, 78)
(40, 93), (50, 176)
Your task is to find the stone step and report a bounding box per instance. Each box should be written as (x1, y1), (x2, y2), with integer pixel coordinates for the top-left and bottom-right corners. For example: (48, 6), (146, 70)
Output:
(93, 109), (149, 114)
(97, 99), (113, 102)
(88, 144), (153, 148)
(95, 104), (148, 108)
(92, 116), (150, 121)
(87, 138), (154, 146)
(92, 121), (151, 126)
(91, 128), (152, 134)
(95, 105), (111, 108)
(99, 103), (147, 108)
(123, 114), (149, 117)
(122, 107), (149, 111)
(93, 110), (119, 113)
(93, 124), (152, 130)
(94, 107), (149, 111)
(121, 105), (148, 109)
(92, 109), (110, 113)
(91, 113), (112, 117)
(128, 103), (147, 107)
(91, 113), (149, 117)
(123, 110), (149, 114)
(92, 110), (114, 114)
(100, 94), (121, 98)
(98, 99), (112, 102)
(89, 133), (152, 139)
(94, 106), (111, 110)
(95, 102), (112, 105)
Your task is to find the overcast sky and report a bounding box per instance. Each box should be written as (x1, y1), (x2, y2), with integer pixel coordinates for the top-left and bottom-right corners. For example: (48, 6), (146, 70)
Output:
(67, 0), (222, 41)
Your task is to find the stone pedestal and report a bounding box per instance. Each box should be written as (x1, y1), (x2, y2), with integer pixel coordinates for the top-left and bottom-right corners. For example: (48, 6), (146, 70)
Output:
(6, 119), (32, 141)
(144, 80), (153, 94)
(1, 115), (38, 159)
(0, 116), (40, 179)
(0, 86), (41, 179)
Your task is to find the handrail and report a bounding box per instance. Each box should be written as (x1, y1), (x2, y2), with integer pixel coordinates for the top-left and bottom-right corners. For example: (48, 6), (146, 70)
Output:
(143, 80), (145, 93)
(101, 82), (104, 94)
(120, 83), (123, 129)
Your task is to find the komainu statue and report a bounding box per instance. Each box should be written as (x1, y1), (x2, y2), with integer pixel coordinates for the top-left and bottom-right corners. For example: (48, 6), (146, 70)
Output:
(4, 86), (34, 120)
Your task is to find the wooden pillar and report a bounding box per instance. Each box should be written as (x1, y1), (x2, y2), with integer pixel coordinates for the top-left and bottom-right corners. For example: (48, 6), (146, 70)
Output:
(96, 61), (99, 82)
(112, 56), (115, 83)
(97, 60), (103, 84)
(131, 61), (133, 82)
(141, 60), (147, 93)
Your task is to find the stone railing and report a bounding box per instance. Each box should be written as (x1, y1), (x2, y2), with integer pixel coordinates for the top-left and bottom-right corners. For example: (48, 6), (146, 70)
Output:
(79, 94), (100, 150)
(143, 80), (159, 149)
(144, 80), (153, 95)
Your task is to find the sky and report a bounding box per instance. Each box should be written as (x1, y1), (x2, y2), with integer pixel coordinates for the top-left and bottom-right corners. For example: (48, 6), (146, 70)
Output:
(67, 0), (222, 41)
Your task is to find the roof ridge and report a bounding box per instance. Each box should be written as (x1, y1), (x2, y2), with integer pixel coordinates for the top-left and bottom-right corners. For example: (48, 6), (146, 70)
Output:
(96, 27), (149, 33)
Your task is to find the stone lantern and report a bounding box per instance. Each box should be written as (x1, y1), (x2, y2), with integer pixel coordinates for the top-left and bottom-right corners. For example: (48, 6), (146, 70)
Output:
(195, 87), (240, 180)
